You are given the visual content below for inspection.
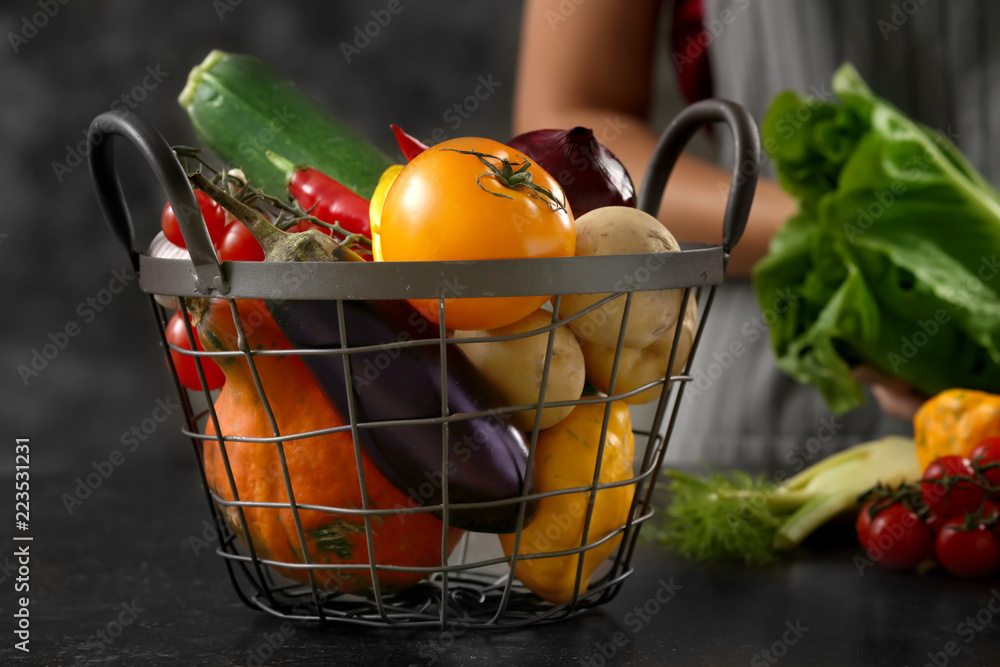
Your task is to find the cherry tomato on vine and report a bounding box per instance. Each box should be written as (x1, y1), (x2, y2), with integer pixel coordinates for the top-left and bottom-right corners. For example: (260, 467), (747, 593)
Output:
(924, 512), (948, 534)
(861, 502), (934, 570)
(165, 311), (225, 391)
(970, 437), (1000, 488)
(971, 436), (1000, 458)
(921, 456), (984, 520)
(161, 190), (227, 249)
(377, 136), (575, 330)
(936, 516), (1000, 577)
(856, 499), (877, 546)
(217, 223), (265, 262)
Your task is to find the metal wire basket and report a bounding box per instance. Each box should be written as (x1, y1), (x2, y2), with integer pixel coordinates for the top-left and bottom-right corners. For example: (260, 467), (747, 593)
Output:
(87, 100), (759, 629)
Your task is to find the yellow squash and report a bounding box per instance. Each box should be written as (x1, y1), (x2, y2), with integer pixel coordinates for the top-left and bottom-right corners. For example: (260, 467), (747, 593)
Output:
(498, 401), (636, 604)
(914, 388), (1000, 469)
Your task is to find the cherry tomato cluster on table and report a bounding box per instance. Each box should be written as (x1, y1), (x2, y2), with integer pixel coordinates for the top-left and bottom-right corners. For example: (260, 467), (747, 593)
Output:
(857, 438), (1000, 578)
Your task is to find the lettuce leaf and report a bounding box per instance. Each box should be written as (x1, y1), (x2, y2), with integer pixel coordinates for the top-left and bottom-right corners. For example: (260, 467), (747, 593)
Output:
(754, 63), (1000, 414)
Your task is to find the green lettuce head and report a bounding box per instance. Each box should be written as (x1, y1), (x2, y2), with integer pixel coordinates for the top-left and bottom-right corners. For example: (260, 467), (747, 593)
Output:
(754, 64), (1000, 414)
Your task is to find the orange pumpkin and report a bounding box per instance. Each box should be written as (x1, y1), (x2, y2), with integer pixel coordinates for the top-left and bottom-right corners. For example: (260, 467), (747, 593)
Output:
(914, 388), (1000, 470)
(194, 298), (461, 595)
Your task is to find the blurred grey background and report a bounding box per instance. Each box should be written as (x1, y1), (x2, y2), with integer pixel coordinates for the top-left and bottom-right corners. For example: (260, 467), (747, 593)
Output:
(0, 2), (516, 483)
(0, 2), (691, 479)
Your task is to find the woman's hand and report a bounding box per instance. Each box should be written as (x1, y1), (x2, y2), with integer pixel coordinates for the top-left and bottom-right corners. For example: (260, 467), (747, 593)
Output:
(852, 365), (928, 421)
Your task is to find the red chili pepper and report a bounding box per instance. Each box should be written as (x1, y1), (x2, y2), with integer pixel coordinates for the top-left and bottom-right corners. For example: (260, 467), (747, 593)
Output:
(267, 151), (371, 238)
(390, 124), (429, 161)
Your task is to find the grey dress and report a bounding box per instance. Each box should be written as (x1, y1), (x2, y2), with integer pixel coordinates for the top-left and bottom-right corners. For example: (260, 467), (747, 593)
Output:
(651, 0), (1000, 467)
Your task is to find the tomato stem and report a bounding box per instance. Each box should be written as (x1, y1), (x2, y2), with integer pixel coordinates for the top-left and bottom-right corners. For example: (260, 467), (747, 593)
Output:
(859, 482), (925, 519)
(440, 148), (567, 213)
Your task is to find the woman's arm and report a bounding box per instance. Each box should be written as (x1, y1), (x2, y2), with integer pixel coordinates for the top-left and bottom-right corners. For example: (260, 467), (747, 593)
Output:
(515, 0), (923, 418)
(514, 0), (797, 276)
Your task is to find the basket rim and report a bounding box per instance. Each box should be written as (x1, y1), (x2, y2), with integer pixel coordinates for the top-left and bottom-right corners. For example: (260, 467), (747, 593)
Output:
(139, 242), (724, 300)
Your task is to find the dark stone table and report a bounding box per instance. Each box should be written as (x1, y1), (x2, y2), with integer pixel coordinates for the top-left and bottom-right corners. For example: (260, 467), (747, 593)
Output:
(6, 451), (998, 667)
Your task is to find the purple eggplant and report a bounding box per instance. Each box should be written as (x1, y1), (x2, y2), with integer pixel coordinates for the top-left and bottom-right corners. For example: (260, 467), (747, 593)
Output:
(265, 297), (536, 533)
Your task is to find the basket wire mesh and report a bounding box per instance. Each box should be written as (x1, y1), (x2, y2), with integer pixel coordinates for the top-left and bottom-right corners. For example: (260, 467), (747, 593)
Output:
(87, 100), (760, 629)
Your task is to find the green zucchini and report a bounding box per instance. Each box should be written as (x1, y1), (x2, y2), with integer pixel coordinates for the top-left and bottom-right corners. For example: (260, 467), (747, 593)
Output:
(178, 50), (393, 199)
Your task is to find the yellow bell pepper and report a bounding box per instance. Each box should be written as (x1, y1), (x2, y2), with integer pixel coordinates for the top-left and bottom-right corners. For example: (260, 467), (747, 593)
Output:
(499, 401), (636, 604)
(368, 164), (404, 262)
(914, 388), (1000, 470)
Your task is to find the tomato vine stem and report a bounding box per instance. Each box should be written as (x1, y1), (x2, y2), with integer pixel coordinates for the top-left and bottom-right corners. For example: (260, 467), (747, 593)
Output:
(440, 148), (567, 213)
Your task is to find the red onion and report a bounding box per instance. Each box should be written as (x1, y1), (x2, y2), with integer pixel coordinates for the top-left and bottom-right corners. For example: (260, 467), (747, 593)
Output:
(506, 127), (636, 218)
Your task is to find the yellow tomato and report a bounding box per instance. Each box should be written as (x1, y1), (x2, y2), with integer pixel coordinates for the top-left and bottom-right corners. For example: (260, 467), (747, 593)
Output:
(378, 137), (575, 330)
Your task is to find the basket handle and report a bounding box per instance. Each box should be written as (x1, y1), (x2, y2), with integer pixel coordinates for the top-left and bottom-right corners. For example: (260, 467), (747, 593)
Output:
(87, 110), (228, 295)
(637, 98), (760, 264)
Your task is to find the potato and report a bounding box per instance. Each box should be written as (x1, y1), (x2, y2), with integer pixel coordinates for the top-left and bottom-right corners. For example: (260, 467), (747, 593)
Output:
(455, 309), (585, 431)
(582, 296), (697, 405)
(559, 206), (683, 349)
